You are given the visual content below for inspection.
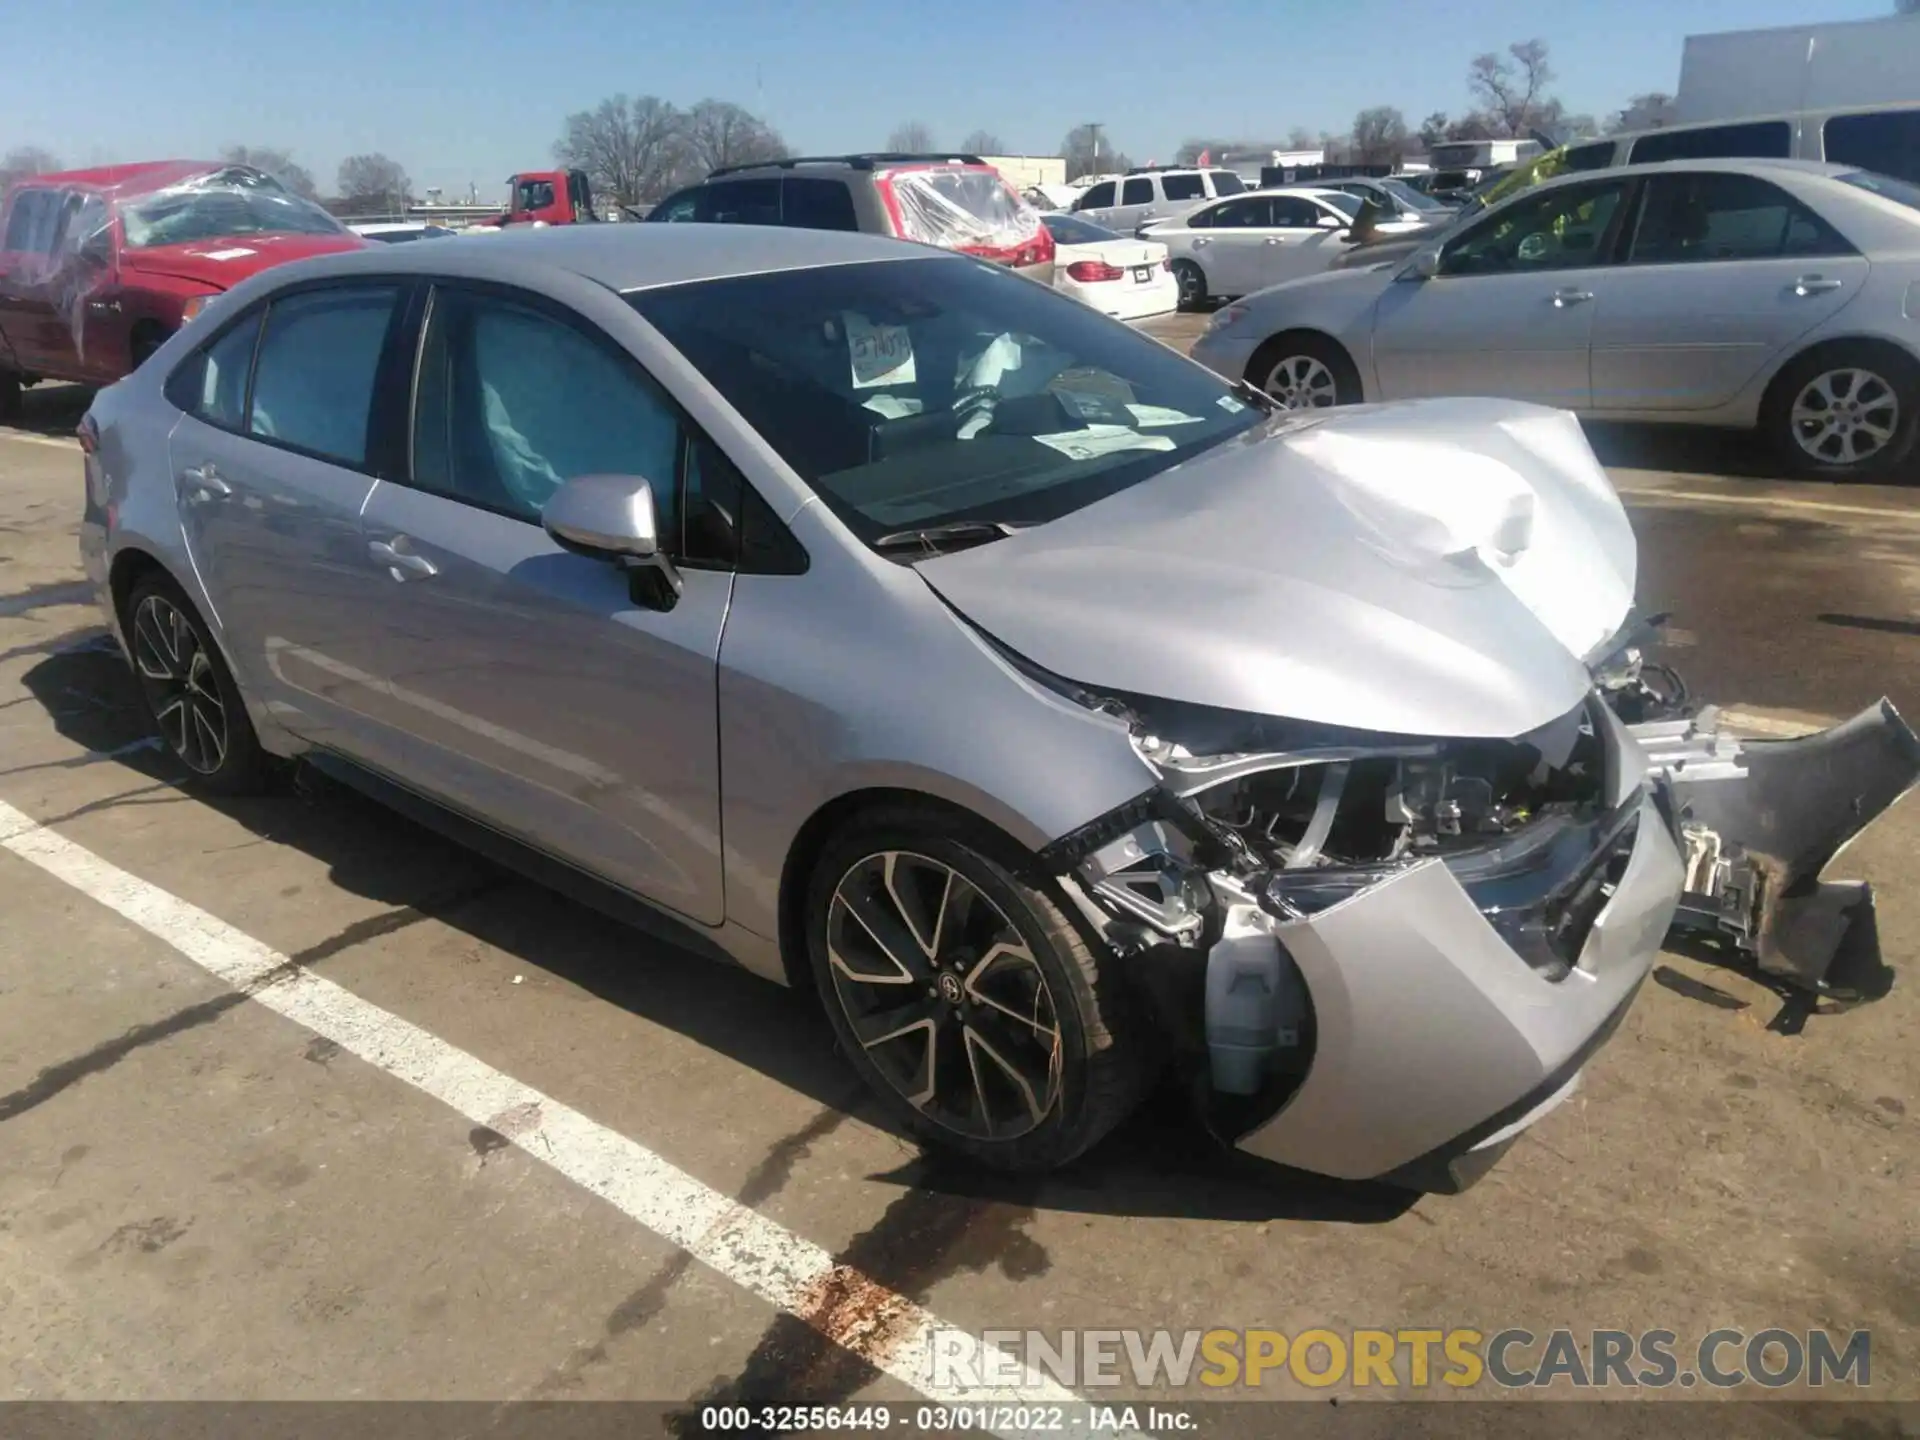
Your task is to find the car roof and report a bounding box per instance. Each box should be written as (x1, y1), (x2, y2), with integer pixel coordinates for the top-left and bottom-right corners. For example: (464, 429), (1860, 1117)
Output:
(6, 160), (217, 193)
(263, 221), (941, 292)
(1528, 156), (1857, 191)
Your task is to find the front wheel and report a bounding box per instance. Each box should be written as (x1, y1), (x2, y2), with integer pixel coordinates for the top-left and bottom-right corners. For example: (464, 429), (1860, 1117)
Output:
(806, 807), (1152, 1172)
(1246, 332), (1362, 411)
(123, 573), (274, 794)
(1764, 344), (1920, 481)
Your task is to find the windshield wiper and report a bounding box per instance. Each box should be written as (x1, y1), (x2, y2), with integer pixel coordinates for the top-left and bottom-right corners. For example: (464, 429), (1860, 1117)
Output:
(872, 519), (1027, 557)
(1232, 379), (1278, 413)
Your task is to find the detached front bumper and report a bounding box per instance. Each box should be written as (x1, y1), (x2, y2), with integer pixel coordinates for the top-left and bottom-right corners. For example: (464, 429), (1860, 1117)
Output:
(1224, 790), (1683, 1191)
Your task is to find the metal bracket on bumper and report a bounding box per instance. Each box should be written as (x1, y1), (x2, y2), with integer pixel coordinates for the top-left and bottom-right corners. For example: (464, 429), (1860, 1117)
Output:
(1632, 699), (1920, 994)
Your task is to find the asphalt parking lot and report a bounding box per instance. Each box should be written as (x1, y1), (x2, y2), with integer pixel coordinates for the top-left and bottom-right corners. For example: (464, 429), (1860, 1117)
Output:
(2, 353), (1917, 1425)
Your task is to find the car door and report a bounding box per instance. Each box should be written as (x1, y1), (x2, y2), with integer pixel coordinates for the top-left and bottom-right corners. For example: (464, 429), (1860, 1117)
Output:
(1186, 196), (1273, 296)
(1072, 180), (1118, 228)
(1371, 176), (1631, 409)
(1108, 176), (1156, 233)
(1246, 194), (1350, 291)
(1589, 170), (1869, 413)
(355, 282), (732, 924)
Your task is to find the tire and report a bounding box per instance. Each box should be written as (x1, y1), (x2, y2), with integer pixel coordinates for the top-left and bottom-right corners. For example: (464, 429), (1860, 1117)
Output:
(1763, 343), (1920, 481)
(122, 572), (274, 795)
(805, 805), (1152, 1172)
(1246, 331), (1363, 411)
(0, 370), (21, 423)
(1171, 260), (1208, 312)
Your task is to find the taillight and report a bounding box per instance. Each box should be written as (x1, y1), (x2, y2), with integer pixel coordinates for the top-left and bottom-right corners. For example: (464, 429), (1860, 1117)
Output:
(1066, 259), (1125, 283)
(77, 415), (100, 455)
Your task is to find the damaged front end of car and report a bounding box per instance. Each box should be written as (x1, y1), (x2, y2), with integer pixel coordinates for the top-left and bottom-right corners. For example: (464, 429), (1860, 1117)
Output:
(1587, 614), (1920, 997)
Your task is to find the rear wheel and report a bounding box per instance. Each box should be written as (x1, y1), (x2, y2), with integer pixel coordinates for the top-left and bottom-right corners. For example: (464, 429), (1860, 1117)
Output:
(0, 370), (21, 422)
(123, 573), (273, 794)
(1764, 343), (1920, 481)
(1171, 260), (1207, 311)
(1246, 331), (1362, 410)
(806, 806), (1152, 1172)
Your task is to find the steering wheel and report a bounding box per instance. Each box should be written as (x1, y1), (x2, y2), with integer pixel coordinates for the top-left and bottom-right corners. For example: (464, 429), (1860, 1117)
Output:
(1516, 232), (1550, 263)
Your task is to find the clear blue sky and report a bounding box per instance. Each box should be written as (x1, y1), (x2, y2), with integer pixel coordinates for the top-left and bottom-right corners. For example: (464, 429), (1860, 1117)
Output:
(2, 0), (1895, 199)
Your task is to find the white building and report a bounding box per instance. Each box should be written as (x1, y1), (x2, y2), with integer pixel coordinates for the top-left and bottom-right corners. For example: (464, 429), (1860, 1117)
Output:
(1677, 14), (1920, 124)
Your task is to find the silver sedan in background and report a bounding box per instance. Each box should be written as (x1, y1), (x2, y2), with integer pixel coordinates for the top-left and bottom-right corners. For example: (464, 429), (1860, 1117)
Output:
(1146, 188), (1420, 308)
(1191, 159), (1920, 478)
(77, 223), (1915, 1194)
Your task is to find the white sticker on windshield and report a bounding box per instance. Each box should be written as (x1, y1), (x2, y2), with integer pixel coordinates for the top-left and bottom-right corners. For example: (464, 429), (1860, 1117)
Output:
(1218, 395), (1248, 413)
(202, 247), (257, 261)
(845, 312), (917, 389)
(1031, 425), (1177, 461)
(1126, 403), (1204, 427)
(862, 394), (925, 419)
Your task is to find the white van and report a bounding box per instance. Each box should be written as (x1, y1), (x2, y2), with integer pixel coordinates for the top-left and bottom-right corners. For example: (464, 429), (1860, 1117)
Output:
(1554, 103), (1920, 186)
(1072, 167), (1249, 234)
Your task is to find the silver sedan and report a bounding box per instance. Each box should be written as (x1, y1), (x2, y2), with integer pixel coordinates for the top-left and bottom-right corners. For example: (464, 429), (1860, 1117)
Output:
(77, 223), (1915, 1191)
(1191, 159), (1920, 479)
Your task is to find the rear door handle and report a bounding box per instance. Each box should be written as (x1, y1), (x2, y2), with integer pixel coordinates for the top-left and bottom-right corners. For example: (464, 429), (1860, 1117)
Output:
(179, 463), (231, 501)
(368, 537), (438, 579)
(1551, 288), (1594, 307)
(1792, 275), (1844, 296)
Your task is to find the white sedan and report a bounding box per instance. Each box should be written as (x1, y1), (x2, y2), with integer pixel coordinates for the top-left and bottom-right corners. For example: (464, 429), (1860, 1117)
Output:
(1147, 188), (1421, 308)
(1040, 213), (1180, 323)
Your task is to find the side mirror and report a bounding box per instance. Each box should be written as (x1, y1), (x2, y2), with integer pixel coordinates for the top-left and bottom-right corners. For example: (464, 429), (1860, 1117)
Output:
(1318, 214), (1343, 229)
(1399, 247), (1441, 281)
(542, 473), (683, 608)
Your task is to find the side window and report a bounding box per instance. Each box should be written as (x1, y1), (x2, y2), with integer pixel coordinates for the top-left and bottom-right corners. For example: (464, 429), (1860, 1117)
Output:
(1440, 181), (1627, 276)
(1208, 170), (1247, 196)
(247, 286), (399, 468)
(704, 180), (781, 225)
(1269, 196), (1325, 228)
(1077, 182), (1116, 209)
(1208, 197), (1274, 228)
(164, 308), (265, 429)
(1563, 141), (1617, 173)
(1823, 110), (1920, 186)
(411, 289), (681, 531)
(649, 188), (702, 223)
(3, 189), (62, 253)
(1628, 172), (1851, 265)
(514, 178), (557, 212)
(1161, 173), (1205, 201)
(1628, 121), (1791, 165)
(1121, 178), (1154, 205)
(781, 178), (860, 232)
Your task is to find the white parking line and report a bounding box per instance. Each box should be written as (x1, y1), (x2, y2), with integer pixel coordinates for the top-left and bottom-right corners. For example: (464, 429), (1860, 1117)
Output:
(0, 795), (1132, 1433)
(1615, 485), (1920, 523)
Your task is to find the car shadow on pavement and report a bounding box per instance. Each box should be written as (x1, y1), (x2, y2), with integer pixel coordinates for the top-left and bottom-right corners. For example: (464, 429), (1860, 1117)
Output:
(14, 640), (1412, 1230)
(6, 382), (93, 441)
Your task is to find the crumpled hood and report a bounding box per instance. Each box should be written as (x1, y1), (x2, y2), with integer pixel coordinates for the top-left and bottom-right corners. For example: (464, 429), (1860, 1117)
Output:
(917, 397), (1637, 740)
(119, 232), (367, 288)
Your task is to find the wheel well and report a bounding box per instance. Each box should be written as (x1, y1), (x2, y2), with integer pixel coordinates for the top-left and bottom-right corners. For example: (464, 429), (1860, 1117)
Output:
(108, 548), (166, 626)
(1245, 329), (1362, 389)
(1759, 335), (1920, 422)
(774, 786), (1033, 990)
(129, 320), (171, 365)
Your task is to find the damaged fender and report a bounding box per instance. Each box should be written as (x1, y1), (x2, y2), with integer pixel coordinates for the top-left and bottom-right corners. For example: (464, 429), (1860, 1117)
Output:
(1633, 700), (1920, 993)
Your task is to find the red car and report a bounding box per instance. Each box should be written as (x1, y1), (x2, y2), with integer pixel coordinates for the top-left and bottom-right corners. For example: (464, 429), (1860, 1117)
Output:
(0, 160), (369, 416)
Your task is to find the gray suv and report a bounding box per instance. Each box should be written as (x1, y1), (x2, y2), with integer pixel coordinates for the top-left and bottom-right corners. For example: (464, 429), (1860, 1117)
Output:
(647, 152), (1056, 283)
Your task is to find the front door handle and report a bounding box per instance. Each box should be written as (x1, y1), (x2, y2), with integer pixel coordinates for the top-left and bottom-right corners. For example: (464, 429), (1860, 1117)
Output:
(1551, 288), (1594, 307)
(368, 537), (438, 580)
(179, 463), (231, 501)
(1792, 274), (1844, 296)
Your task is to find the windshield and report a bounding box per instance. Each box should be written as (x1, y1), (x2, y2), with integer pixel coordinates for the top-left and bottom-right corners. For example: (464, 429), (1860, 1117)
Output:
(630, 257), (1264, 543)
(1042, 213), (1120, 245)
(1381, 177), (1447, 212)
(120, 177), (347, 249)
(1838, 169), (1920, 214)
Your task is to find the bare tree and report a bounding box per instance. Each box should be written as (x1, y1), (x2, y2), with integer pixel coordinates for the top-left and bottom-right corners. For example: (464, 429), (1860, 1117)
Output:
(1607, 92), (1680, 133)
(1446, 111), (1500, 141)
(887, 120), (937, 153)
(1417, 113), (1451, 149)
(1351, 107), (1409, 165)
(555, 95), (687, 206)
(683, 99), (788, 175)
(0, 145), (61, 189)
(1468, 39), (1557, 137)
(959, 130), (1005, 156)
(1285, 127), (1318, 151)
(336, 153), (411, 213)
(221, 146), (319, 199)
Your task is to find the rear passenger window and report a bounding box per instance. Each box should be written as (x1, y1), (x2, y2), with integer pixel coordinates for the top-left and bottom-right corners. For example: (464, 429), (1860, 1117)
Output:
(1628, 121), (1791, 165)
(247, 286), (398, 468)
(1208, 170), (1247, 196)
(782, 178), (860, 232)
(1629, 172), (1851, 264)
(1161, 174), (1205, 201)
(704, 180), (781, 225)
(165, 308), (263, 429)
(1823, 110), (1920, 186)
(1077, 182), (1115, 209)
(1122, 178), (1154, 205)
(1563, 141), (1617, 172)
(1270, 196), (1325, 228)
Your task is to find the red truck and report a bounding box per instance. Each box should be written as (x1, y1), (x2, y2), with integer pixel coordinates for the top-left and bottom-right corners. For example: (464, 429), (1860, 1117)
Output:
(470, 169), (601, 227)
(0, 160), (368, 416)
